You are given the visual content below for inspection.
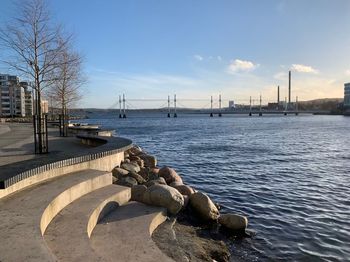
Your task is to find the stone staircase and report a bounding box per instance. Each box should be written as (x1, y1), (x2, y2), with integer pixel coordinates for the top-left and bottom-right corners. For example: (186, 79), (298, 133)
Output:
(0, 169), (171, 262)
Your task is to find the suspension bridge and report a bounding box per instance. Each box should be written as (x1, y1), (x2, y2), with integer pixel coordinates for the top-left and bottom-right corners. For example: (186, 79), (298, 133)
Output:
(104, 71), (331, 118)
(109, 94), (314, 118)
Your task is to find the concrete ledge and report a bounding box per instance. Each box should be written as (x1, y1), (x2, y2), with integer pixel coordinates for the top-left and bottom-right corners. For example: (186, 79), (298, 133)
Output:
(77, 135), (108, 147)
(0, 136), (132, 199)
(0, 150), (123, 199)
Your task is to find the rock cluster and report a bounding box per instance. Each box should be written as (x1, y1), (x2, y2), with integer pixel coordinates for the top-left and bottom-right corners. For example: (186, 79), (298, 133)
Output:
(113, 145), (248, 232)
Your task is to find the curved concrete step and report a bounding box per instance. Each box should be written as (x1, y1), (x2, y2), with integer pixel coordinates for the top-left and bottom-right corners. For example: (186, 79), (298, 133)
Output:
(44, 184), (131, 262)
(90, 201), (173, 262)
(0, 169), (111, 262)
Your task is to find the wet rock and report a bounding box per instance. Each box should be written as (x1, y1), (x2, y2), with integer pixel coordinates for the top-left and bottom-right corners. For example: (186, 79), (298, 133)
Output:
(138, 167), (150, 180)
(183, 195), (189, 208)
(170, 181), (183, 187)
(190, 192), (220, 221)
(151, 167), (160, 175)
(219, 214), (248, 231)
(215, 202), (221, 210)
(144, 177), (167, 187)
(124, 153), (129, 158)
(123, 158), (130, 163)
(129, 157), (144, 168)
(131, 185), (147, 202)
(140, 154), (157, 168)
(112, 167), (129, 178)
(148, 169), (160, 181)
(128, 145), (143, 156)
(136, 159), (144, 168)
(129, 155), (141, 161)
(121, 162), (141, 173)
(159, 166), (183, 185)
(143, 184), (184, 215)
(172, 184), (194, 196)
(117, 176), (138, 187)
(128, 172), (146, 184)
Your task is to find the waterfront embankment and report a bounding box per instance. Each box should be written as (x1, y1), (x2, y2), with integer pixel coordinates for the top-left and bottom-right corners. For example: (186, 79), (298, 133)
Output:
(113, 145), (250, 261)
(83, 113), (350, 261)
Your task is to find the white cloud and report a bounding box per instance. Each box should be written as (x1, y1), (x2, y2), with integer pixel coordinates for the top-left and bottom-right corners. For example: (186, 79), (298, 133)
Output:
(345, 69), (350, 75)
(291, 64), (318, 74)
(228, 59), (258, 73)
(193, 54), (203, 61)
(274, 71), (287, 81)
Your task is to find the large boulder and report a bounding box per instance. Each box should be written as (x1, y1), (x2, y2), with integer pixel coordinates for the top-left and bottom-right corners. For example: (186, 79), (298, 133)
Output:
(151, 168), (160, 175)
(138, 167), (150, 181)
(128, 145), (143, 156)
(140, 154), (157, 168)
(121, 162), (141, 173)
(183, 195), (189, 208)
(145, 177), (167, 187)
(129, 155), (141, 162)
(129, 156), (144, 168)
(143, 184), (184, 215)
(112, 167), (129, 178)
(128, 172), (146, 184)
(131, 185), (147, 202)
(218, 214), (248, 231)
(117, 176), (138, 187)
(190, 192), (220, 221)
(136, 159), (144, 168)
(172, 184), (194, 196)
(170, 181), (183, 187)
(158, 166), (183, 185)
(148, 170), (159, 181)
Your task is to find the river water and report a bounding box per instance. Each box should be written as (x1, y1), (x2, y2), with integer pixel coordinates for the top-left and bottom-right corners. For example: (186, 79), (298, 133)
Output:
(84, 113), (350, 261)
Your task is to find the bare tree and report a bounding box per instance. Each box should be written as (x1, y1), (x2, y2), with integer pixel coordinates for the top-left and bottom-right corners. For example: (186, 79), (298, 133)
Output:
(0, 0), (70, 152)
(47, 39), (85, 122)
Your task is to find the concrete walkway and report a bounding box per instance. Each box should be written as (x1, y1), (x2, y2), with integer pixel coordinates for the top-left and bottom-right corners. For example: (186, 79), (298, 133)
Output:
(0, 123), (132, 188)
(0, 123), (91, 166)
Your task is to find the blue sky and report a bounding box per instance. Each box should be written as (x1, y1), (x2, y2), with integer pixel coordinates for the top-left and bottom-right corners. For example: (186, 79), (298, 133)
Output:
(1, 0), (350, 108)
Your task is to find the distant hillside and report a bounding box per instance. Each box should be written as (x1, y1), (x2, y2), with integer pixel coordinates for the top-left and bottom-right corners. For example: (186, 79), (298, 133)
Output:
(298, 98), (343, 111)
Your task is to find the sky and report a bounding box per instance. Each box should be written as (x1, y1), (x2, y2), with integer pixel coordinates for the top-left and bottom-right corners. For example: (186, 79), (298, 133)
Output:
(1, 0), (350, 108)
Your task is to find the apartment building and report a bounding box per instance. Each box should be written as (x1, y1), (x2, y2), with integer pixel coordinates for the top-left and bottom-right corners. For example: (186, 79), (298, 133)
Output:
(20, 81), (33, 117)
(0, 74), (35, 118)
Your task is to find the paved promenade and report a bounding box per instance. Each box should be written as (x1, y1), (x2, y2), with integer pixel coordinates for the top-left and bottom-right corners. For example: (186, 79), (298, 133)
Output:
(0, 123), (132, 185)
(0, 123), (90, 167)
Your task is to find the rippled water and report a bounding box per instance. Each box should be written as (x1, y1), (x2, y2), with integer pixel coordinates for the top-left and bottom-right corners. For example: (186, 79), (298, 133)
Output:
(84, 113), (350, 261)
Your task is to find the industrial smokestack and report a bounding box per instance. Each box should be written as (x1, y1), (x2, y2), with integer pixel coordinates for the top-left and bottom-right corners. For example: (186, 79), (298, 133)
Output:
(288, 71), (291, 104)
(277, 85), (280, 104)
